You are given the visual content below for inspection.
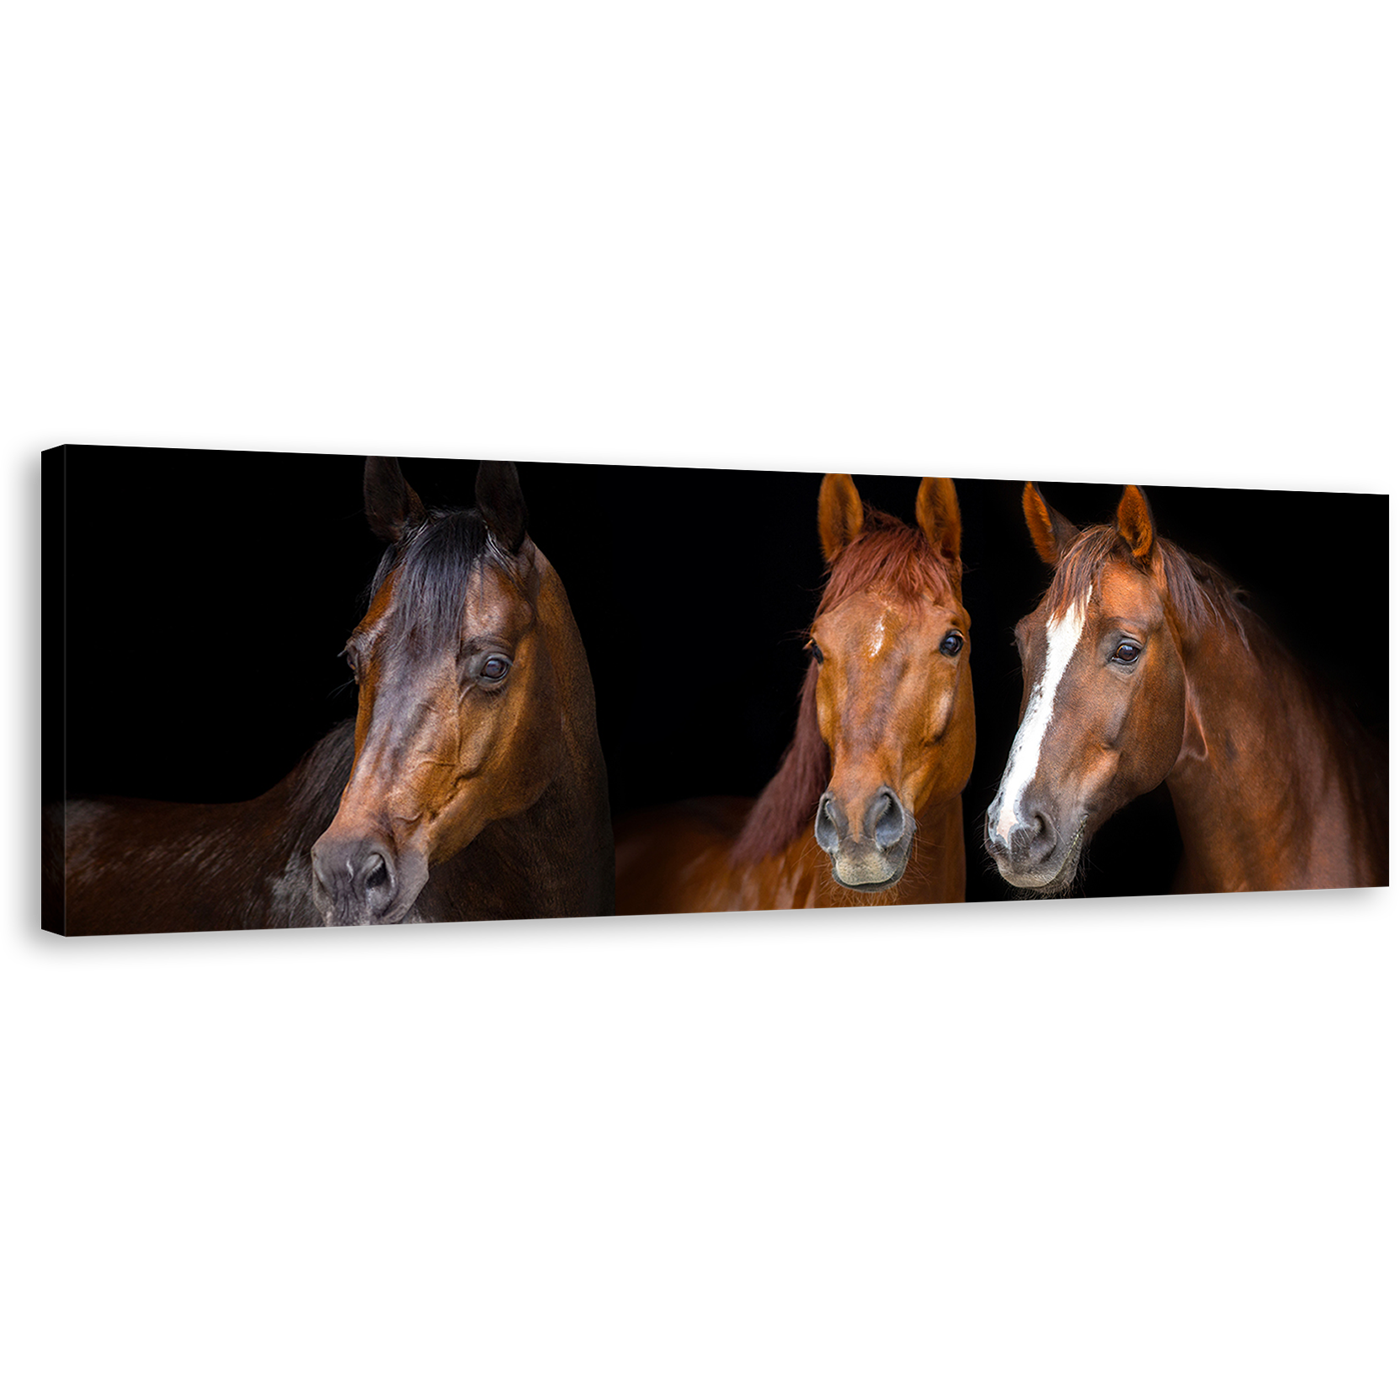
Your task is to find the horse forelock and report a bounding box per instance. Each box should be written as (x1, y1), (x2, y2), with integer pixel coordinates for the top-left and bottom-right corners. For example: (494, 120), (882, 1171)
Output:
(366, 507), (526, 659)
(817, 509), (957, 616)
(1044, 525), (1248, 648)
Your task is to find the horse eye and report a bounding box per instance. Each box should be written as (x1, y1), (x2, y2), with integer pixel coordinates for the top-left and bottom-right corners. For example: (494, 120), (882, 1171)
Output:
(481, 655), (511, 682)
(808, 641), (825, 665)
(1112, 641), (1141, 664)
(939, 632), (964, 657)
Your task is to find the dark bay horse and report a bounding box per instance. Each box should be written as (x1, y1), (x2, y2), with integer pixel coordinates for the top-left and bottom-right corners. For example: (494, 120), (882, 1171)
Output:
(985, 483), (1388, 895)
(615, 474), (975, 914)
(46, 458), (613, 933)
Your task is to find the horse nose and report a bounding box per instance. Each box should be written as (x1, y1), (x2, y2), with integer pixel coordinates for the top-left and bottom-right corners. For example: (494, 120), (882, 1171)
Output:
(311, 835), (398, 924)
(985, 808), (1056, 865)
(815, 787), (908, 854)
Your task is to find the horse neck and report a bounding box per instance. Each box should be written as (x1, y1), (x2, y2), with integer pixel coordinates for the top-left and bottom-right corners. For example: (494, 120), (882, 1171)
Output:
(536, 557), (611, 827)
(536, 556), (604, 762)
(1166, 610), (1381, 889)
(421, 765), (612, 919)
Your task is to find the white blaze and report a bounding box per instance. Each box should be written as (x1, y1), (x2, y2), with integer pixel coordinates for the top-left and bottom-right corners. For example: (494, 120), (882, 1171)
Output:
(867, 615), (887, 660)
(990, 593), (1089, 841)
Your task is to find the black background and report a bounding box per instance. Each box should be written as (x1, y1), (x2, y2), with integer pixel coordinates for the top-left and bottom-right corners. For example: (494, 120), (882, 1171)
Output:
(50, 446), (616, 809)
(51, 448), (1387, 903)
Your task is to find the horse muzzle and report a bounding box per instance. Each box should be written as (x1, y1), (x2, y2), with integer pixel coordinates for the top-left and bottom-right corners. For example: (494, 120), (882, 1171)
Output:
(814, 784), (913, 891)
(983, 806), (1086, 893)
(310, 832), (428, 926)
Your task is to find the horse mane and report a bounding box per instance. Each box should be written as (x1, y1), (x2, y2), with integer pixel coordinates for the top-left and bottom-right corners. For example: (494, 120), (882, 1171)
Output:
(732, 510), (954, 865)
(1045, 525), (1250, 648)
(283, 719), (358, 841)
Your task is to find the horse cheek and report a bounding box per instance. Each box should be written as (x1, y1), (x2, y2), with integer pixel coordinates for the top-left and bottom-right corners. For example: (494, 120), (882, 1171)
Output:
(514, 668), (566, 809)
(1111, 652), (1185, 806)
(1142, 652), (1187, 791)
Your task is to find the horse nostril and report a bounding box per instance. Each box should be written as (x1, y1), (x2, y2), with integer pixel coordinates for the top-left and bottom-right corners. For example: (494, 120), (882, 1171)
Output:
(355, 845), (396, 913)
(869, 787), (906, 849)
(814, 793), (842, 853)
(1007, 810), (1055, 864)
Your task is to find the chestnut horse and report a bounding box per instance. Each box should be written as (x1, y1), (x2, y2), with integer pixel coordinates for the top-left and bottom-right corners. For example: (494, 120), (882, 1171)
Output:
(615, 474), (975, 914)
(45, 459), (613, 933)
(985, 483), (1388, 895)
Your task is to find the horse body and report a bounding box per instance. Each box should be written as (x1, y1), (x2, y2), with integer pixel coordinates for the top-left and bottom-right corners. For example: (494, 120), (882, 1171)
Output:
(986, 483), (1387, 895)
(46, 459), (612, 934)
(50, 722), (355, 934)
(616, 475), (974, 915)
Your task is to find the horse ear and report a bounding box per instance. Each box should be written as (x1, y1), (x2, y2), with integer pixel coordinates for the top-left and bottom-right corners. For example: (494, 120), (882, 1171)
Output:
(1022, 482), (1078, 566)
(364, 456), (426, 543)
(915, 477), (961, 563)
(1116, 485), (1156, 563)
(476, 462), (528, 553)
(818, 474), (864, 563)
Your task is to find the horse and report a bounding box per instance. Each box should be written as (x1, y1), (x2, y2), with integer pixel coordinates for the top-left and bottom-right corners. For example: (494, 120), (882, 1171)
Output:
(614, 474), (975, 914)
(985, 483), (1388, 895)
(44, 458), (614, 934)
